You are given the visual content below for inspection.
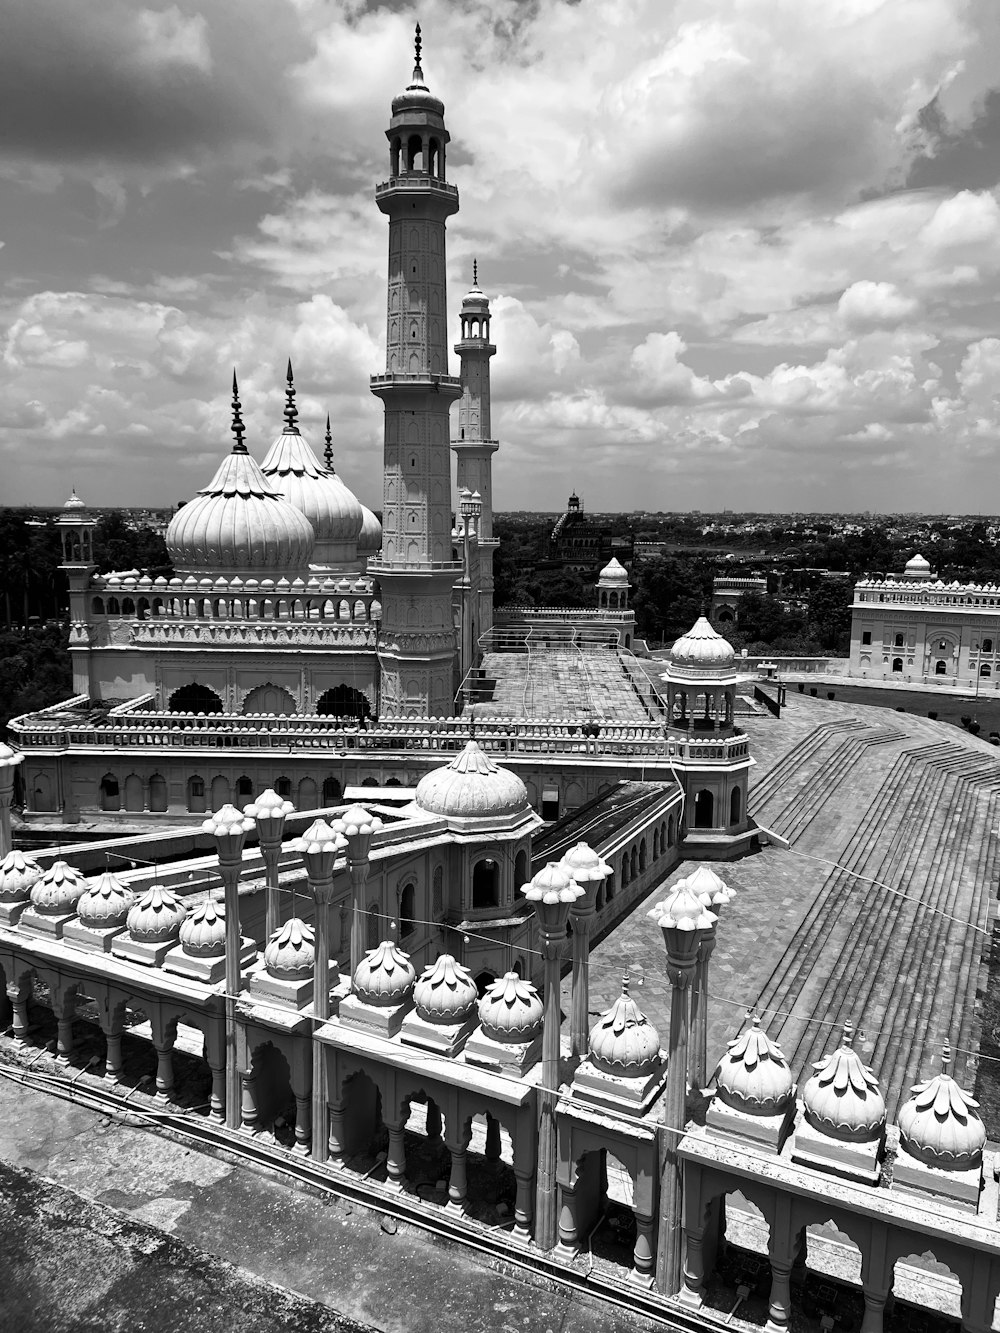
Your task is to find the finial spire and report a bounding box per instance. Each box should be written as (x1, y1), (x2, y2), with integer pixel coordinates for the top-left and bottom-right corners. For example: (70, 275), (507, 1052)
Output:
(231, 370), (247, 453)
(942, 1042), (952, 1074)
(622, 969), (631, 996)
(414, 22), (422, 68)
(842, 1021), (855, 1048)
(473, 257), (478, 288)
(324, 412), (334, 470)
(283, 358), (299, 432)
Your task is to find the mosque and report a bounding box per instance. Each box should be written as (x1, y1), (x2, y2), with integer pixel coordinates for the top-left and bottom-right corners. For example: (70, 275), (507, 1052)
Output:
(2, 30), (1000, 1333)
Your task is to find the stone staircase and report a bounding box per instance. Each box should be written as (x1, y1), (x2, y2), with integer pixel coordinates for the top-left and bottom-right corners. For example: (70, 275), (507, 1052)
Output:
(747, 717), (1000, 1117)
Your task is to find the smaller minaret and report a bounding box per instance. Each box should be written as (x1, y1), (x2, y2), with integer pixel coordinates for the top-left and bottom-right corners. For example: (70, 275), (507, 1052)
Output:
(452, 262), (500, 637)
(56, 489), (98, 696)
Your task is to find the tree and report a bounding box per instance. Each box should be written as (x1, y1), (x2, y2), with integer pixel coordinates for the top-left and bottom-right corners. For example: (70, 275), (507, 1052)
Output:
(93, 513), (171, 575)
(807, 580), (853, 651)
(733, 591), (788, 645)
(631, 555), (713, 644)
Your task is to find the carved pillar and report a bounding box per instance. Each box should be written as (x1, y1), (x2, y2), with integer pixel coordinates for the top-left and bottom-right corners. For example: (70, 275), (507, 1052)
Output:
(55, 998), (75, 1063)
(513, 1166), (533, 1237)
(689, 928), (716, 1090)
(101, 1002), (125, 1082)
(648, 883), (714, 1296)
(6, 979), (29, 1042)
(385, 1119), (407, 1189)
(328, 1098), (346, 1164)
(153, 1041), (175, 1100)
(633, 1210), (656, 1279)
(766, 1257), (794, 1332)
(240, 1072), (259, 1132)
(557, 1183), (578, 1252)
(562, 842), (609, 1063)
(208, 1062), (225, 1121)
(294, 1093), (312, 1155)
(446, 1139), (468, 1212)
(246, 790), (294, 944)
(332, 806), (381, 986)
(861, 1287), (890, 1333)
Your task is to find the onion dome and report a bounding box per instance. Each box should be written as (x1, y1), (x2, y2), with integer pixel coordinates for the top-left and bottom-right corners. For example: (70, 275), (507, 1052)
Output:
(353, 939), (416, 1006)
(391, 24), (445, 117)
(76, 871), (135, 928)
(30, 860), (88, 915)
(179, 897), (227, 958)
(478, 972), (543, 1044)
(669, 616), (736, 671)
(259, 365), (363, 567)
(715, 1016), (794, 1115)
(126, 883), (187, 943)
(802, 1024), (886, 1143)
(413, 953), (478, 1024)
(0, 850), (42, 904)
(263, 917), (315, 980)
(166, 372), (315, 575)
(357, 504), (383, 556)
(897, 1046), (986, 1169)
(905, 553), (931, 575)
(522, 860), (583, 906)
(685, 864), (737, 909)
(62, 489), (86, 511)
(598, 557), (629, 586)
(588, 974), (661, 1077)
(461, 260), (489, 311)
(414, 740), (530, 822)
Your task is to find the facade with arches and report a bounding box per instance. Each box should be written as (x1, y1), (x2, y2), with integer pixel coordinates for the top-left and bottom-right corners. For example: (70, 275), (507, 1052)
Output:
(851, 554), (1000, 687)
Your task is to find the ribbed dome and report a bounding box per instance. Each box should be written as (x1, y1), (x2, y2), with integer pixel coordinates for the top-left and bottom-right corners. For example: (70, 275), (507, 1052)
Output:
(62, 489), (86, 511)
(357, 504), (383, 555)
(0, 741), (19, 766)
(478, 972), (543, 1044)
(260, 427), (364, 567)
(0, 850), (42, 904)
(126, 884), (187, 943)
(560, 841), (613, 887)
(353, 940), (415, 1006)
(179, 897), (227, 958)
(264, 917), (315, 979)
(391, 57), (445, 117)
(414, 741), (530, 822)
(77, 871), (135, 928)
(897, 1048), (986, 1169)
(685, 864), (737, 910)
(588, 976), (661, 1077)
(30, 860), (88, 915)
(715, 1017), (794, 1115)
(905, 553), (931, 572)
(802, 1025), (886, 1143)
(598, 557), (629, 585)
(670, 616), (736, 670)
(413, 954), (478, 1024)
(166, 446), (315, 575)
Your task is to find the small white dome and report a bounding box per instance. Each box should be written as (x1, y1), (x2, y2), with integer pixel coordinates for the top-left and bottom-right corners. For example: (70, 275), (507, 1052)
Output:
(714, 1017), (794, 1115)
(588, 976), (661, 1077)
(414, 740), (530, 823)
(802, 1025), (885, 1143)
(353, 940), (415, 1006)
(478, 972), (543, 1043)
(0, 850), (42, 904)
(905, 553), (931, 572)
(126, 884), (187, 943)
(260, 427), (364, 566)
(30, 860), (88, 915)
(413, 954), (478, 1024)
(179, 897), (227, 958)
(166, 445), (315, 575)
(897, 1048), (985, 1170)
(264, 917), (315, 979)
(685, 864), (737, 910)
(63, 489), (86, 511)
(77, 871), (135, 928)
(598, 557), (629, 585)
(669, 616), (736, 671)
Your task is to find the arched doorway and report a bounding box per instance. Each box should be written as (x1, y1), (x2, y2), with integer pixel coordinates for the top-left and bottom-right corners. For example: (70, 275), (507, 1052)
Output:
(891, 657), (903, 673)
(148, 774), (168, 813)
(399, 883), (416, 939)
(514, 849), (528, 890)
(315, 685), (371, 721)
(242, 683), (297, 715)
(298, 777), (318, 810)
(935, 660), (947, 675)
(123, 774), (144, 813)
(730, 787), (742, 825)
(322, 776), (342, 806)
(694, 789), (714, 828)
(186, 776), (206, 814)
(99, 774), (120, 812)
(472, 859), (499, 910)
(168, 683), (224, 714)
(210, 776), (230, 809)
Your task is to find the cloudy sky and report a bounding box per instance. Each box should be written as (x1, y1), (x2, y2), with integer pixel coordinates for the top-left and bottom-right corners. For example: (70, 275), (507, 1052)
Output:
(3, 0), (1000, 514)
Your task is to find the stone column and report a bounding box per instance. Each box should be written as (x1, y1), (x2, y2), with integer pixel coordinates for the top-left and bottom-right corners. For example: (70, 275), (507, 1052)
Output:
(446, 1135), (469, 1212)
(861, 1287), (890, 1333)
(153, 1040), (175, 1100)
(521, 862), (584, 1251)
(385, 1119), (407, 1189)
(208, 1061), (225, 1121)
(513, 1166), (533, 1237)
(332, 805), (382, 985)
(6, 979), (29, 1043)
(633, 1210), (656, 1279)
(648, 882), (715, 1296)
(328, 1098), (347, 1164)
(240, 1072), (259, 1131)
(560, 842), (611, 1063)
(55, 993), (75, 1063)
(294, 1093), (312, 1155)
(689, 927), (716, 1090)
(101, 1003), (125, 1082)
(293, 818), (348, 1165)
(203, 804), (255, 1132)
(557, 1183), (579, 1252)
(245, 789), (294, 944)
(766, 1255), (795, 1332)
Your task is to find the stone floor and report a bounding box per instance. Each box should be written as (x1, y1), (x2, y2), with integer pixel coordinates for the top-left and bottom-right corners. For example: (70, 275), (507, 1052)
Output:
(477, 647), (653, 722)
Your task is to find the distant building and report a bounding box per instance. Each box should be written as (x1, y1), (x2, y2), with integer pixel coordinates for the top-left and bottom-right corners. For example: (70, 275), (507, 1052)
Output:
(549, 493), (632, 574)
(850, 553), (1000, 685)
(711, 576), (767, 624)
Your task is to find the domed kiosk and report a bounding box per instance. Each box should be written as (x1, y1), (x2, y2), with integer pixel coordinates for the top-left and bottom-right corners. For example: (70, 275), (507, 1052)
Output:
(792, 1024), (887, 1183)
(571, 974), (665, 1112)
(894, 1046), (986, 1211)
(707, 1016), (796, 1151)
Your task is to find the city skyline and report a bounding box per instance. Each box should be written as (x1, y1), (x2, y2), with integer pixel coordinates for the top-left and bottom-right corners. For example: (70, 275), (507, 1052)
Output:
(2, 0), (1000, 513)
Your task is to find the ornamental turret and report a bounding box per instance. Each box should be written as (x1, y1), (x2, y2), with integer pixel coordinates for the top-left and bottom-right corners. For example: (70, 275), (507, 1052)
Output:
(369, 27), (462, 717)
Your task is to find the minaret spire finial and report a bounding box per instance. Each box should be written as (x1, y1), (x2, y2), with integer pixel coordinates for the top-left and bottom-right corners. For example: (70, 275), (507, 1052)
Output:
(231, 370), (247, 453)
(283, 358), (299, 432)
(324, 412), (334, 470)
(414, 22), (422, 70)
(473, 257), (478, 288)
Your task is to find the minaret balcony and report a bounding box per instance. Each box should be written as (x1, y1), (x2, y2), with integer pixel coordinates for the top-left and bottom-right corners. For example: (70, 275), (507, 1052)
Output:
(376, 175), (458, 199)
(370, 372), (462, 396)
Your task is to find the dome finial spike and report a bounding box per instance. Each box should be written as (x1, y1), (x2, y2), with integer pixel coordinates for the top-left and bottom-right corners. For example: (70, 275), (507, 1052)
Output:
(942, 1042), (952, 1074)
(283, 358), (298, 432)
(323, 411), (334, 470)
(414, 21), (422, 72)
(473, 257), (478, 288)
(230, 370), (247, 453)
(622, 969), (630, 996)
(842, 1020), (855, 1047)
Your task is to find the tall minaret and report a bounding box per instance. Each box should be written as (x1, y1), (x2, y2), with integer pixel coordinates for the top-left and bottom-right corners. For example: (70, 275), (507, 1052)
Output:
(452, 260), (500, 637)
(369, 27), (463, 717)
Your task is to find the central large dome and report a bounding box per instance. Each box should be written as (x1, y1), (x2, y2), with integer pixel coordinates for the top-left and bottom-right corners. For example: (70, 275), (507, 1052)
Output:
(260, 428), (364, 568)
